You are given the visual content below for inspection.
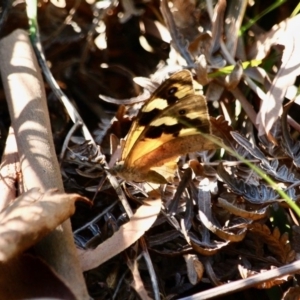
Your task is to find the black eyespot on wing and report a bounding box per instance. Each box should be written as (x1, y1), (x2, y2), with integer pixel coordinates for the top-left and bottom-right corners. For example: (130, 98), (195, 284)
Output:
(179, 109), (186, 115)
(163, 86), (179, 105)
(167, 87), (177, 95)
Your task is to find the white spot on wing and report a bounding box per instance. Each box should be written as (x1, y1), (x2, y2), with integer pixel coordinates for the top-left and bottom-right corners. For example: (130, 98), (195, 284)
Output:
(185, 111), (199, 119)
(178, 128), (198, 136)
(151, 116), (177, 126)
(142, 98), (168, 112)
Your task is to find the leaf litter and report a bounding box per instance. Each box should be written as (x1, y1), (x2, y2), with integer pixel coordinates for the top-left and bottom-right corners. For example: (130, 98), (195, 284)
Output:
(1, 0), (300, 299)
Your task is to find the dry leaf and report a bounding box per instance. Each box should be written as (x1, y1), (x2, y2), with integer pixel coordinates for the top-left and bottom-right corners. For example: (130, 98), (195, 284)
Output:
(250, 14), (300, 136)
(0, 188), (89, 262)
(238, 264), (292, 289)
(283, 287), (300, 300)
(199, 210), (247, 242)
(78, 192), (162, 271)
(249, 223), (296, 263)
(217, 197), (268, 220)
(190, 235), (230, 256)
(184, 254), (204, 285)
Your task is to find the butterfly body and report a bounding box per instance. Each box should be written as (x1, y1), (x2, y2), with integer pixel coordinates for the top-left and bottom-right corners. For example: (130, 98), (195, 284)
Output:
(113, 70), (220, 183)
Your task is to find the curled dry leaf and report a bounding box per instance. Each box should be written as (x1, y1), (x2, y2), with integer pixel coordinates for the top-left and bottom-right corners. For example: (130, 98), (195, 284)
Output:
(78, 192), (162, 271)
(217, 197), (268, 220)
(198, 210), (247, 242)
(189, 232), (230, 256)
(184, 254), (204, 285)
(0, 188), (90, 263)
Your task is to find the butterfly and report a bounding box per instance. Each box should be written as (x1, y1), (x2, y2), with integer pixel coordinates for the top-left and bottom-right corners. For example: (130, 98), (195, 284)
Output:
(112, 70), (221, 183)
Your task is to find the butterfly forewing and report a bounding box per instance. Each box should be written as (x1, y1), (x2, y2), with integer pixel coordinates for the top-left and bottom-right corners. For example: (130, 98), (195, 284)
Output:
(125, 94), (212, 168)
(121, 70), (195, 161)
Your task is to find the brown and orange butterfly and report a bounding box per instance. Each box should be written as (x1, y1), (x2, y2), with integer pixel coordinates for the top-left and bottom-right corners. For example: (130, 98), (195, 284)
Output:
(113, 70), (221, 183)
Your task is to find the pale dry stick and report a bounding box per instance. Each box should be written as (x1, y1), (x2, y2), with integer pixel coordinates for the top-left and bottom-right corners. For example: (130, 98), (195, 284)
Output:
(0, 29), (89, 300)
(178, 259), (300, 300)
(0, 126), (21, 212)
